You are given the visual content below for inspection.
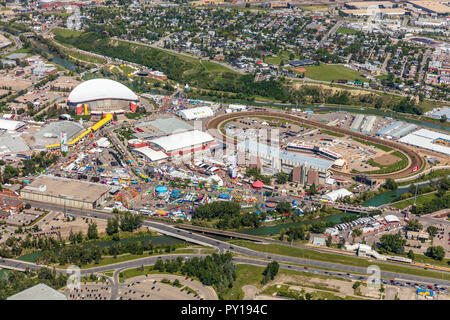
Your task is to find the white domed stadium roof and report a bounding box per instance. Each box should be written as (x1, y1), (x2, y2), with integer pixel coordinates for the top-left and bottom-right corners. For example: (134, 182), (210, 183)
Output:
(67, 79), (138, 104)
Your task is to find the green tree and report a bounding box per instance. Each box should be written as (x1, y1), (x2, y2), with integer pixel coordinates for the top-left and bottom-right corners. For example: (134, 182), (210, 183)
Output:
(384, 178), (398, 191)
(406, 219), (423, 232)
(276, 201), (292, 214)
(261, 261), (279, 285)
(426, 226), (438, 237)
(106, 217), (119, 235)
(87, 222), (99, 240)
(407, 249), (415, 260)
(379, 234), (405, 254)
(425, 246), (445, 261)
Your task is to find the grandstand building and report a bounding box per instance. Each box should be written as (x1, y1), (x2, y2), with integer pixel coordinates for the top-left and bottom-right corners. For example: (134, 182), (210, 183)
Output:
(67, 79), (139, 115)
(237, 140), (333, 185)
(285, 143), (342, 160)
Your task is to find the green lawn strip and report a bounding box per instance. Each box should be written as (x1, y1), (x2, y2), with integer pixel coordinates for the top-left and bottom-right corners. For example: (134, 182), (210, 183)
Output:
(320, 129), (345, 138)
(64, 49), (106, 64)
(102, 270), (114, 277)
(55, 248), (195, 270)
(397, 168), (450, 186)
(351, 137), (393, 152)
(363, 151), (409, 175)
(304, 64), (367, 82)
(52, 27), (83, 38)
(229, 240), (450, 281)
(403, 251), (450, 268)
(391, 191), (444, 209)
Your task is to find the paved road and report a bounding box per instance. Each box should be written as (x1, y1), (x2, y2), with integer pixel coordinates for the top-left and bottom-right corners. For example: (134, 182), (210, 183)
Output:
(319, 20), (342, 48)
(1, 197), (450, 287)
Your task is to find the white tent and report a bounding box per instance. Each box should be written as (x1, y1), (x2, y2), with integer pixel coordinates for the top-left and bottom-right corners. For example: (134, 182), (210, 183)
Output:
(178, 106), (214, 120)
(322, 188), (353, 202)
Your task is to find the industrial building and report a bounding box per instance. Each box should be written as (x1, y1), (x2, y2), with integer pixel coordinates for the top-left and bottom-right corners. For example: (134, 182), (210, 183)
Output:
(134, 117), (193, 139)
(399, 128), (450, 156)
(407, 0), (450, 14)
(344, 1), (395, 9)
(20, 175), (111, 209)
(237, 140), (333, 185)
(390, 123), (417, 139)
(376, 121), (404, 136)
(0, 119), (26, 131)
(178, 106), (214, 120)
(132, 146), (168, 162)
(0, 135), (30, 155)
(7, 284), (67, 300)
(147, 130), (217, 157)
(67, 79), (139, 115)
(350, 115), (364, 131)
(361, 116), (376, 134)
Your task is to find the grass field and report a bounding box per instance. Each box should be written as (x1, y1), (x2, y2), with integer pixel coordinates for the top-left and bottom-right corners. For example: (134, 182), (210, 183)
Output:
(221, 264), (266, 300)
(398, 169), (450, 186)
(320, 129), (345, 138)
(52, 28), (83, 38)
(352, 137), (393, 152)
(229, 240), (450, 281)
(304, 64), (367, 82)
(298, 5), (329, 12)
(57, 248), (195, 270)
(364, 151), (409, 175)
(391, 191), (441, 209)
(336, 27), (360, 35)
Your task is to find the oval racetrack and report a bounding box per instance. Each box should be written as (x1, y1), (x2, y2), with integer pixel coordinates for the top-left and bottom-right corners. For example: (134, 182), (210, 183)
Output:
(206, 111), (423, 180)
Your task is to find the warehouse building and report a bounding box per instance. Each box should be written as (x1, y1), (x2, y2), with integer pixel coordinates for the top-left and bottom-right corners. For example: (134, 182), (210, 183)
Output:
(134, 117), (193, 139)
(7, 284), (67, 300)
(361, 116), (376, 134)
(350, 115), (364, 131)
(0, 119), (26, 131)
(399, 128), (450, 156)
(20, 175), (111, 209)
(147, 130), (217, 157)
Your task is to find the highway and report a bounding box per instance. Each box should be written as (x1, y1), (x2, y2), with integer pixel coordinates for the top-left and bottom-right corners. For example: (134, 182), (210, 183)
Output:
(1, 196), (450, 288)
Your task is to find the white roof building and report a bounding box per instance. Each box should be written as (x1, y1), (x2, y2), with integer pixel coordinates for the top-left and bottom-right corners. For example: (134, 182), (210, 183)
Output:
(7, 283), (67, 300)
(229, 104), (247, 111)
(67, 79), (138, 104)
(322, 188), (353, 202)
(0, 119), (26, 131)
(399, 129), (450, 156)
(149, 130), (216, 153)
(178, 106), (214, 120)
(132, 146), (168, 162)
(95, 137), (110, 148)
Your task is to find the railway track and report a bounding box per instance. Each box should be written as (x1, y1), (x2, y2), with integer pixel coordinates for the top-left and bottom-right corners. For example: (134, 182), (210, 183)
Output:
(206, 111), (423, 180)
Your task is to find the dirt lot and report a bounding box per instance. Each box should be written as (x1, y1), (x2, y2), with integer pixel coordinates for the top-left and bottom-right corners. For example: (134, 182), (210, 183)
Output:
(372, 153), (401, 166)
(0, 77), (33, 91)
(37, 212), (108, 238)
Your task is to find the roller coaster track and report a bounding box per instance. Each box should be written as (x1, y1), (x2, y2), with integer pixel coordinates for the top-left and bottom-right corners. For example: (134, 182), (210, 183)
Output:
(206, 111), (424, 180)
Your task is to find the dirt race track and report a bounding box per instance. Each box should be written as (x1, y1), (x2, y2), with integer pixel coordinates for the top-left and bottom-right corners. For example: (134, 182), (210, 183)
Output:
(206, 111), (423, 180)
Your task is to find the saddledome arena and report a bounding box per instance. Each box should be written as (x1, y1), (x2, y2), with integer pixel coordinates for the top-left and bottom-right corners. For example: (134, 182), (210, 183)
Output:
(67, 78), (139, 115)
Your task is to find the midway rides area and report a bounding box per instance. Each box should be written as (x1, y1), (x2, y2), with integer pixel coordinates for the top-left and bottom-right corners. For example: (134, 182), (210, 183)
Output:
(206, 111), (424, 180)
